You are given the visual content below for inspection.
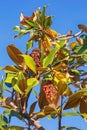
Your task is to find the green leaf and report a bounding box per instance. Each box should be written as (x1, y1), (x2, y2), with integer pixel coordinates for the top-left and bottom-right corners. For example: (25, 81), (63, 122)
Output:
(83, 54), (87, 62)
(4, 73), (15, 84)
(3, 109), (11, 115)
(26, 40), (33, 51)
(71, 69), (79, 74)
(22, 54), (36, 73)
(25, 20), (36, 27)
(63, 112), (79, 117)
(43, 47), (57, 67)
(40, 6), (47, 26)
(13, 26), (21, 31)
(45, 16), (52, 29)
(25, 78), (39, 95)
(6, 126), (24, 130)
(13, 84), (23, 95)
(0, 115), (8, 126)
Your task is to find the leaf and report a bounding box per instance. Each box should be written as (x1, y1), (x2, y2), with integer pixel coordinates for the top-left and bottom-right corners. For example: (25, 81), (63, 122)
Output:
(18, 78), (27, 93)
(26, 40), (33, 51)
(13, 83), (23, 95)
(0, 115), (8, 126)
(40, 6), (47, 25)
(57, 80), (67, 95)
(4, 73), (15, 87)
(6, 126), (24, 130)
(22, 54), (36, 73)
(43, 47), (57, 67)
(70, 42), (77, 50)
(64, 88), (87, 110)
(38, 88), (49, 109)
(29, 101), (37, 116)
(3, 66), (20, 73)
(80, 98), (87, 114)
(83, 54), (87, 62)
(64, 91), (83, 110)
(45, 16), (52, 29)
(44, 106), (58, 115)
(34, 111), (46, 120)
(25, 78), (39, 95)
(45, 29), (58, 40)
(7, 44), (24, 66)
(13, 26), (21, 31)
(78, 24), (87, 33)
(63, 112), (79, 117)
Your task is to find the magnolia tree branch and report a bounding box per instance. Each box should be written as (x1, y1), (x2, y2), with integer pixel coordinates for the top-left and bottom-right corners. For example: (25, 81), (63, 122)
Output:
(20, 113), (45, 130)
(55, 30), (83, 40)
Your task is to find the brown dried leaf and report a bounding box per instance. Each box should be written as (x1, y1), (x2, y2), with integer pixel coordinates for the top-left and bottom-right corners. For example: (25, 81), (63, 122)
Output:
(80, 98), (87, 114)
(64, 92), (83, 110)
(18, 79), (27, 93)
(78, 24), (87, 33)
(29, 101), (37, 116)
(38, 88), (49, 109)
(7, 44), (24, 66)
(3, 65), (20, 73)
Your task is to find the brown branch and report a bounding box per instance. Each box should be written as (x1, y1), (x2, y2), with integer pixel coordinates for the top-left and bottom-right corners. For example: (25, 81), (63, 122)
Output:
(20, 112), (45, 130)
(55, 30), (83, 41)
(58, 96), (63, 130)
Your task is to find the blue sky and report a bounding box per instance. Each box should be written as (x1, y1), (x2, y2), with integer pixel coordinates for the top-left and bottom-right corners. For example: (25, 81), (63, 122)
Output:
(0, 0), (87, 130)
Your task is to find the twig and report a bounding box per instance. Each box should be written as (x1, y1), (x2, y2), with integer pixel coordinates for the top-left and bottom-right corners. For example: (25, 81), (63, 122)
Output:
(56, 31), (83, 40)
(58, 96), (63, 130)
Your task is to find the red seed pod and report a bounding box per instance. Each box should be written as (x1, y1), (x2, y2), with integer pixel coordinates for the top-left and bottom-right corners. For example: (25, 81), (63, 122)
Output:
(30, 48), (41, 67)
(42, 80), (57, 99)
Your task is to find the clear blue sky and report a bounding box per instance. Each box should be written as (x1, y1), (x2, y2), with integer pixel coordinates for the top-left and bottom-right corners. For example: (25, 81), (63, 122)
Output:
(0, 0), (87, 130)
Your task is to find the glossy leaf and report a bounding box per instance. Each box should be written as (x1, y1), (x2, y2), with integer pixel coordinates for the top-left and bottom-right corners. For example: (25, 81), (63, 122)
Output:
(80, 98), (87, 114)
(7, 44), (24, 66)
(43, 47), (57, 67)
(64, 88), (87, 110)
(25, 78), (39, 95)
(22, 54), (36, 73)
(64, 91), (82, 110)
(3, 65), (20, 73)
(13, 83), (23, 95)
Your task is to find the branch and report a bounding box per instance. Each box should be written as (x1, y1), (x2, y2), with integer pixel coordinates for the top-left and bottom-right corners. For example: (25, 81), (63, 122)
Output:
(55, 30), (83, 40)
(20, 113), (45, 130)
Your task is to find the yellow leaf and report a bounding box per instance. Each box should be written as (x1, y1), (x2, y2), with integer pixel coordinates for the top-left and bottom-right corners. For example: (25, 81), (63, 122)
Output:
(43, 36), (52, 52)
(70, 42), (77, 50)
(53, 70), (67, 81)
(44, 29), (58, 40)
(52, 62), (68, 72)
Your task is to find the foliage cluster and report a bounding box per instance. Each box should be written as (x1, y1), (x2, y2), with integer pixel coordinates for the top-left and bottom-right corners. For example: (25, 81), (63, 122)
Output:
(0, 6), (87, 130)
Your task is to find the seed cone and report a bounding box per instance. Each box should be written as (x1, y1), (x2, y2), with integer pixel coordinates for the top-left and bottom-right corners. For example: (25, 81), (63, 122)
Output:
(30, 48), (41, 67)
